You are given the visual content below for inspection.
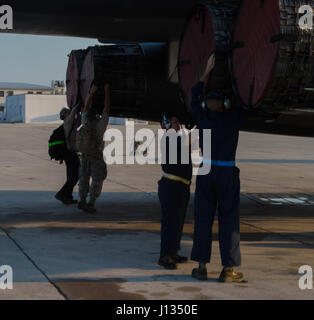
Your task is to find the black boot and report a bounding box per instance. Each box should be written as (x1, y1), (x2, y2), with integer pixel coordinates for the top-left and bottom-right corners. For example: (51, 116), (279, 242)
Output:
(172, 254), (188, 264)
(158, 256), (177, 270)
(77, 200), (86, 210)
(84, 202), (96, 214)
(192, 262), (207, 281)
(192, 267), (208, 281)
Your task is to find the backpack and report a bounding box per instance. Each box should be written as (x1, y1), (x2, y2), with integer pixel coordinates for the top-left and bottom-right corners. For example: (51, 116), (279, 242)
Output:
(48, 125), (67, 162)
(76, 122), (103, 155)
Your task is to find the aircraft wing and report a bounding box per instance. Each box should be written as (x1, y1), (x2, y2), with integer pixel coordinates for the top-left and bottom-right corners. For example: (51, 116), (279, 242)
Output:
(2, 0), (199, 41)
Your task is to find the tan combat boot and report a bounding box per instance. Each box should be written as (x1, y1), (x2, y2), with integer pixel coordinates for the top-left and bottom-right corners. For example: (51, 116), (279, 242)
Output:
(219, 267), (244, 283)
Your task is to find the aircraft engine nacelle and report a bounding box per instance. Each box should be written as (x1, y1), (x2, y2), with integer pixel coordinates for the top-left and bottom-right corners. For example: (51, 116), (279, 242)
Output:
(178, 1), (241, 111)
(66, 49), (88, 108)
(231, 0), (314, 112)
(66, 43), (186, 122)
(178, 1), (314, 114)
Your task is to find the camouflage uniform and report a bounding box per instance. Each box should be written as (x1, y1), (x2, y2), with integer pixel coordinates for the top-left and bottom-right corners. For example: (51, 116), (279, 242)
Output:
(79, 152), (107, 203)
(78, 111), (109, 204)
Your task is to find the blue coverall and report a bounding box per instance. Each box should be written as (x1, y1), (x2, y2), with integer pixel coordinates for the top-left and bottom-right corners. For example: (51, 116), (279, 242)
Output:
(190, 81), (246, 267)
(158, 135), (192, 258)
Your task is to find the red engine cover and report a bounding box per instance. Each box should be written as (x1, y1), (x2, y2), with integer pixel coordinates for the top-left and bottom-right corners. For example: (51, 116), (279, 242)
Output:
(232, 0), (280, 107)
(178, 6), (215, 109)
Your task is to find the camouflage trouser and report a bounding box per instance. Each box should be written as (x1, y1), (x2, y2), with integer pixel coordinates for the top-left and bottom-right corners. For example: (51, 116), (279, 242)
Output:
(79, 153), (107, 203)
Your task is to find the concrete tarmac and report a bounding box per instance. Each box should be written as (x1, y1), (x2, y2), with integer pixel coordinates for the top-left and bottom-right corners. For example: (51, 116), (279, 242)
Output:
(0, 123), (313, 300)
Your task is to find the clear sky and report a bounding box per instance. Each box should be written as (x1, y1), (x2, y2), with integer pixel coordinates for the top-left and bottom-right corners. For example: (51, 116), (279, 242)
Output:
(0, 34), (100, 87)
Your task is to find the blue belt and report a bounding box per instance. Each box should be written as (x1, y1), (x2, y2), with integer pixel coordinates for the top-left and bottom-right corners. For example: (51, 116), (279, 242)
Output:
(203, 159), (235, 167)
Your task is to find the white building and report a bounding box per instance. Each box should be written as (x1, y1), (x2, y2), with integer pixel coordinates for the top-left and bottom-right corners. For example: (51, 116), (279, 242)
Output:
(0, 82), (54, 120)
(0, 82), (145, 124)
(4, 94), (67, 123)
(3, 94), (131, 124)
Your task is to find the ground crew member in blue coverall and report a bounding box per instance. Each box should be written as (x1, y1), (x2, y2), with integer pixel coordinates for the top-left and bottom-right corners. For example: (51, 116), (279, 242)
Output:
(190, 53), (247, 282)
(158, 113), (192, 270)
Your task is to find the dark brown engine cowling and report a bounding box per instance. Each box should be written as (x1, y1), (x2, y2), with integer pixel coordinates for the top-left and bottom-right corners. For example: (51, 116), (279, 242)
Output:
(80, 44), (146, 118)
(232, 0), (314, 111)
(78, 43), (182, 121)
(66, 49), (88, 108)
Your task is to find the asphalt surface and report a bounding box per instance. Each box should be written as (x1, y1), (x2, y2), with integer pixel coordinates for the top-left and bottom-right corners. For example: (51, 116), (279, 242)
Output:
(0, 123), (313, 300)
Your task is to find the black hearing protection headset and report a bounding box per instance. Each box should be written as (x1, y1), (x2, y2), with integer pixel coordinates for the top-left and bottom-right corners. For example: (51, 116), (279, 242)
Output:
(161, 112), (172, 130)
(201, 92), (232, 112)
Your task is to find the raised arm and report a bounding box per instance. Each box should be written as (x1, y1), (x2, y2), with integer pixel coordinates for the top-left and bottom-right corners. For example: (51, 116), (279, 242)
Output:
(82, 84), (97, 113)
(190, 53), (216, 118)
(63, 104), (79, 137)
(104, 83), (111, 115)
(68, 104), (79, 122)
(200, 53), (215, 84)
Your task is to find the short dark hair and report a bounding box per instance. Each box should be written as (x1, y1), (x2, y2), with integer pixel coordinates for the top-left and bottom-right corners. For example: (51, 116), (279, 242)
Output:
(60, 107), (69, 120)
